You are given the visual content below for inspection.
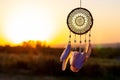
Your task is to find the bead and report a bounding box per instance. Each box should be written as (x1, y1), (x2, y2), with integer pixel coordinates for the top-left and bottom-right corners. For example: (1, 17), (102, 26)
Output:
(74, 40), (76, 43)
(69, 35), (71, 38)
(89, 40), (91, 42)
(80, 41), (82, 43)
(89, 34), (91, 37)
(69, 41), (71, 43)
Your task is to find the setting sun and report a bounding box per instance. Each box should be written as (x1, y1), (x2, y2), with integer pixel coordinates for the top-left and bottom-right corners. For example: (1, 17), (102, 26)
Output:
(4, 4), (56, 44)
(0, 0), (120, 47)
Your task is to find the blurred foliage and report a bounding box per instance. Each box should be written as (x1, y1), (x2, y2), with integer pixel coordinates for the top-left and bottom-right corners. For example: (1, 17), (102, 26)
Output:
(0, 42), (120, 79)
(92, 47), (120, 59)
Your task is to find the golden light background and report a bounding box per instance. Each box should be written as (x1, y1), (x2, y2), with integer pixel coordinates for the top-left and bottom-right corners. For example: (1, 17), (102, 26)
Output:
(0, 0), (120, 47)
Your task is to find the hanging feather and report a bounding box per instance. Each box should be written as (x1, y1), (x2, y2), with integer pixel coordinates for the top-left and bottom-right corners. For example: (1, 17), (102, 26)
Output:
(84, 43), (92, 61)
(60, 43), (71, 61)
(61, 51), (72, 71)
(70, 51), (85, 72)
(60, 43), (71, 71)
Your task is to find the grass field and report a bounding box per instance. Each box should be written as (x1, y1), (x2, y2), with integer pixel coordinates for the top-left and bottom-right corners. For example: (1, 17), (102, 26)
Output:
(0, 46), (120, 80)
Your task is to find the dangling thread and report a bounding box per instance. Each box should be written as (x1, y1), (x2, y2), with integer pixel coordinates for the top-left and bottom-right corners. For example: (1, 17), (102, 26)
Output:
(69, 31), (71, 44)
(74, 34), (77, 51)
(84, 34), (87, 44)
(79, 35), (82, 52)
(89, 30), (91, 43)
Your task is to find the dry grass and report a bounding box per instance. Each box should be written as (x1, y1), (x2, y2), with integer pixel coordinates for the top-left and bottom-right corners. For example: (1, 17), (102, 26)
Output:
(0, 50), (120, 79)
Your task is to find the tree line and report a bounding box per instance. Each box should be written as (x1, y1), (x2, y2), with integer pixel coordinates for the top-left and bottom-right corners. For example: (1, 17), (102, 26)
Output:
(0, 40), (50, 54)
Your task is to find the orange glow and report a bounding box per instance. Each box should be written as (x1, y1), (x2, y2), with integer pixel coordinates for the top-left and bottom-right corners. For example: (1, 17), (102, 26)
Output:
(3, 4), (56, 44)
(0, 0), (120, 47)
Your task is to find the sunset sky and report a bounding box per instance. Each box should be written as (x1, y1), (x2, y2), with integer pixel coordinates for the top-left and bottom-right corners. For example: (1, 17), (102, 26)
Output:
(0, 0), (120, 47)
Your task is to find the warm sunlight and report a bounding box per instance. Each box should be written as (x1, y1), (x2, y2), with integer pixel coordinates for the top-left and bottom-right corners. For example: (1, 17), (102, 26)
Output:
(4, 4), (56, 44)
(1, 0), (120, 46)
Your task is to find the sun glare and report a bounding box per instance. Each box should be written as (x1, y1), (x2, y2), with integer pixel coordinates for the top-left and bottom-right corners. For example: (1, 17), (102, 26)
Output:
(4, 5), (56, 44)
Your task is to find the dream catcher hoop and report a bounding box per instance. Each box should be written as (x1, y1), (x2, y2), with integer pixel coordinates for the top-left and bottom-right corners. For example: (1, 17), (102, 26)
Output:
(60, 0), (94, 72)
(67, 8), (93, 35)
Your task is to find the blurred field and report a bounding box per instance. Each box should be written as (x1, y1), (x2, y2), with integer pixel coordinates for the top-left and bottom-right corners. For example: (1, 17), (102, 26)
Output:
(0, 43), (120, 80)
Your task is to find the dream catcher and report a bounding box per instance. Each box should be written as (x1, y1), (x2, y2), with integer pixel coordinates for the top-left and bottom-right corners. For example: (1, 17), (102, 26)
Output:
(60, 0), (93, 72)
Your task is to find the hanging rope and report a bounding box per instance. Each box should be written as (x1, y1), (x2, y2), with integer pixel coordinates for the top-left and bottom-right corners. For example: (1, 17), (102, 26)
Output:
(80, 0), (82, 8)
